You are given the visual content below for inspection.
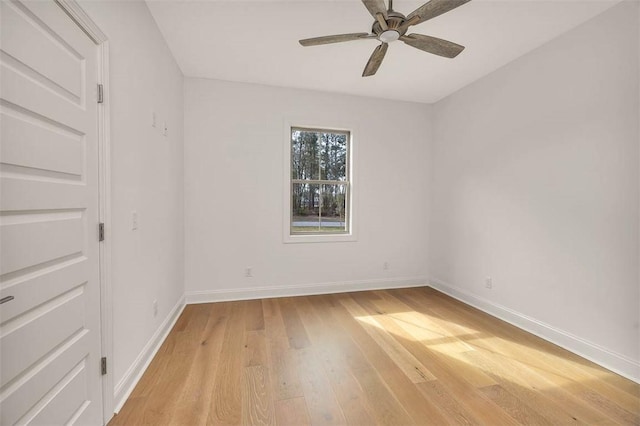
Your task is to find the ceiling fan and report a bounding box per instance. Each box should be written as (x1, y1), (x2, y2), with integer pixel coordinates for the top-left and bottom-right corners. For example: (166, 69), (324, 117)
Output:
(299, 0), (472, 77)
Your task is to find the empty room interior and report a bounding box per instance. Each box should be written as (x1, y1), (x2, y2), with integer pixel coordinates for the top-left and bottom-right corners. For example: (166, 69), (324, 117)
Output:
(1, 0), (639, 424)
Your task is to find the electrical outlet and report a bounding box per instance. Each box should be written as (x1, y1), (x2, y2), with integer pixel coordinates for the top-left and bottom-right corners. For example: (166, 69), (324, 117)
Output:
(485, 276), (492, 289)
(245, 267), (253, 278)
(383, 261), (389, 270)
(132, 211), (138, 230)
(163, 122), (168, 136)
(153, 300), (158, 317)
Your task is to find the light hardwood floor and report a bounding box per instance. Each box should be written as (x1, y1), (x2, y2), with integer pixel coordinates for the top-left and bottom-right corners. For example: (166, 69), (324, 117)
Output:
(109, 287), (640, 425)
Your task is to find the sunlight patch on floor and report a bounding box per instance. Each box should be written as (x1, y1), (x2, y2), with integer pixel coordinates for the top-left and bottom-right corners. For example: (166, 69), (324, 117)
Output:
(354, 308), (613, 389)
(355, 310), (477, 353)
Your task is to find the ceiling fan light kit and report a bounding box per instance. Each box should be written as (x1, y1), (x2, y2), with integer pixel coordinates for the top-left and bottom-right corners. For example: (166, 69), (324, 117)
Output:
(379, 30), (400, 43)
(299, 0), (472, 77)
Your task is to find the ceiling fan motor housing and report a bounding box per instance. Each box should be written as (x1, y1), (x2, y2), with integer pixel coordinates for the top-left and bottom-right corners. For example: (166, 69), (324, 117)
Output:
(372, 11), (408, 41)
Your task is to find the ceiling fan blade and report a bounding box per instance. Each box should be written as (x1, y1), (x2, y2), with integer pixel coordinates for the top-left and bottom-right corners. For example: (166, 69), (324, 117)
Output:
(401, 34), (465, 58)
(299, 33), (371, 46)
(376, 13), (388, 31)
(361, 0), (387, 19)
(362, 43), (388, 77)
(406, 0), (471, 26)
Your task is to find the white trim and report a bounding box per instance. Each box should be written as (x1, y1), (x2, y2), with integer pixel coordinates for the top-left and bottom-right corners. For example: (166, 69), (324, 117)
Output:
(96, 40), (114, 426)
(55, 0), (107, 43)
(53, 1), (114, 423)
(186, 277), (427, 304)
(429, 277), (640, 384)
(113, 296), (186, 413)
(283, 118), (359, 244)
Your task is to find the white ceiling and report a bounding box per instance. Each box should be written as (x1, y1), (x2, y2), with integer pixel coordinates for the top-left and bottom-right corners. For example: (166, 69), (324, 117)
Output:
(146, 0), (621, 104)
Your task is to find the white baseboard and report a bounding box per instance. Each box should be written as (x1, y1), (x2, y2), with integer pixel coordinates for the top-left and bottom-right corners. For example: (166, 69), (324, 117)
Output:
(113, 295), (186, 413)
(185, 276), (428, 304)
(429, 278), (640, 384)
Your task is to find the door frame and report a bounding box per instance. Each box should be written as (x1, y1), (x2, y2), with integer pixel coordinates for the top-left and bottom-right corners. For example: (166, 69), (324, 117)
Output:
(53, 1), (113, 423)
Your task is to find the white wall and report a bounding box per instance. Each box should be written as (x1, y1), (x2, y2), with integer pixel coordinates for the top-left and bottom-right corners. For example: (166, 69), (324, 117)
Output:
(430, 1), (639, 379)
(79, 0), (185, 405)
(184, 79), (431, 300)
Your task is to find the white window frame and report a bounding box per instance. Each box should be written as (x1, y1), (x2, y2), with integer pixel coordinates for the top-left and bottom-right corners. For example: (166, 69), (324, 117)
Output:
(283, 119), (357, 243)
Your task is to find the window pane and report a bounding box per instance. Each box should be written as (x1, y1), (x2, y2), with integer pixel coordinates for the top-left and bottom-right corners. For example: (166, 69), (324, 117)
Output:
(291, 129), (320, 180)
(291, 183), (320, 233)
(320, 132), (347, 181)
(291, 183), (348, 234)
(319, 184), (348, 233)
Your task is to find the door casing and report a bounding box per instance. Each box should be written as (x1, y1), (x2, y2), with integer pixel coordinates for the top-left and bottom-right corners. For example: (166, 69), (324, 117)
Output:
(54, 1), (114, 423)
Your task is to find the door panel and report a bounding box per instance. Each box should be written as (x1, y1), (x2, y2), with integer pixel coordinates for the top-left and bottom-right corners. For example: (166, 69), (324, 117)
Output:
(0, 0), (103, 424)
(1, 111), (84, 177)
(28, 359), (89, 425)
(0, 258), (88, 323)
(1, 178), (86, 211)
(0, 60), (87, 130)
(1, 332), (90, 426)
(0, 0), (83, 100)
(1, 287), (86, 387)
(1, 215), (84, 274)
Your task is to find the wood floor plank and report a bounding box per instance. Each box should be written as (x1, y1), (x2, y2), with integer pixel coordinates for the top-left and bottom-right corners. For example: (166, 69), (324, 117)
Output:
(265, 307), (304, 401)
(296, 347), (347, 426)
(244, 330), (268, 367)
(344, 294), (436, 383)
(297, 296), (378, 425)
(368, 292), (497, 389)
(416, 380), (481, 425)
(262, 297), (279, 319)
(317, 353), (378, 426)
(566, 383), (640, 426)
(275, 398), (311, 426)
(461, 348), (608, 424)
(301, 298), (411, 426)
(279, 297), (311, 349)
(479, 384), (555, 425)
(348, 296), (519, 425)
(242, 365), (275, 426)
(172, 304), (197, 332)
(329, 294), (451, 425)
(302, 296), (405, 426)
(131, 328), (201, 425)
(246, 299), (265, 331)
(347, 360), (415, 425)
(111, 288), (640, 426)
(209, 301), (246, 425)
(376, 290), (477, 354)
(171, 303), (230, 425)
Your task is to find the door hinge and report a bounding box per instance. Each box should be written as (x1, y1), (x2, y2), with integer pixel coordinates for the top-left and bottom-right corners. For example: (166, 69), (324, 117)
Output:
(101, 357), (107, 375)
(97, 84), (104, 104)
(98, 223), (105, 242)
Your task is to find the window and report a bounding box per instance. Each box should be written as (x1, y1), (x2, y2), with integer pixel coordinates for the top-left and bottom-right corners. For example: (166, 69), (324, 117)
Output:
(286, 126), (353, 242)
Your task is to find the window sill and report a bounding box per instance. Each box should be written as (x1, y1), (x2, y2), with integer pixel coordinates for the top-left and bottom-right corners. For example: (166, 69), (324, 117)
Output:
(283, 233), (357, 244)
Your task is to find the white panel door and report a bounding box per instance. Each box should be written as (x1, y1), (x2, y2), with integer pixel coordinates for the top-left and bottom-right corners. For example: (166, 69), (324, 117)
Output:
(0, 0), (103, 424)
